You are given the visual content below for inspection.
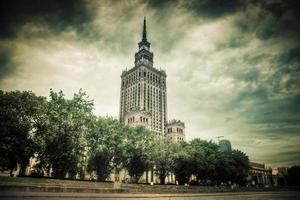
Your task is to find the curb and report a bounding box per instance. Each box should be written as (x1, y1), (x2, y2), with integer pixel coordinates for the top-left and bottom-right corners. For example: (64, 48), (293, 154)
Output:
(0, 185), (128, 193)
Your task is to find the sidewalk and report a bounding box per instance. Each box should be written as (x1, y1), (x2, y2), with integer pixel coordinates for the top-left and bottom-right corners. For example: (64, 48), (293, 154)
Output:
(1, 191), (300, 199)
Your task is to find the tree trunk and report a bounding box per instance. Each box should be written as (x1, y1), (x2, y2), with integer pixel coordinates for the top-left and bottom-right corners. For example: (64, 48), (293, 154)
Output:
(160, 175), (166, 184)
(146, 170), (149, 183)
(18, 164), (27, 176)
(10, 168), (14, 177)
(151, 168), (154, 182)
(160, 169), (166, 184)
(131, 174), (141, 184)
(80, 168), (85, 180)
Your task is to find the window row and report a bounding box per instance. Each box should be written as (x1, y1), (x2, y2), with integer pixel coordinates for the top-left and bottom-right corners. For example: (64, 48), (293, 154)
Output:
(122, 71), (165, 87)
(127, 116), (149, 124)
(166, 127), (184, 134)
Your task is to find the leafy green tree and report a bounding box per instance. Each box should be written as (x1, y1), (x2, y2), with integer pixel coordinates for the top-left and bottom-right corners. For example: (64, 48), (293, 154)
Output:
(87, 149), (112, 181)
(86, 117), (116, 181)
(188, 139), (219, 184)
(213, 151), (235, 184)
(173, 143), (193, 185)
(1, 88), (251, 185)
(36, 89), (93, 179)
(124, 126), (155, 183)
(286, 165), (300, 186)
(214, 149), (250, 185)
(230, 150), (250, 185)
(153, 140), (178, 184)
(86, 116), (132, 181)
(100, 117), (130, 179)
(0, 90), (45, 176)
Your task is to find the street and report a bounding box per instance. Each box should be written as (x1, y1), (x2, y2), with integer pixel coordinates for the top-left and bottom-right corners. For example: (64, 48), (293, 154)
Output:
(0, 191), (300, 200)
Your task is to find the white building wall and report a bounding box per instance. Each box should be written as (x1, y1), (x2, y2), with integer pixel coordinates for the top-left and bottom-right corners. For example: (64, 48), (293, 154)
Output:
(120, 66), (167, 138)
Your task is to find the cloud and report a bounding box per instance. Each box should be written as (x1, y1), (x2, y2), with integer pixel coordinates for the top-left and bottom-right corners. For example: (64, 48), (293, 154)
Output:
(0, 0), (299, 167)
(0, 49), (13, 80)
(0, 0), (93, 39)
(235, 0), (300, 42)
(184, 0), (245, 19)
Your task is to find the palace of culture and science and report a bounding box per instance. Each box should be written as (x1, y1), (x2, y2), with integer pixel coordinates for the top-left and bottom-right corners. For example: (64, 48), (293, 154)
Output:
(119, 18), (186, 143)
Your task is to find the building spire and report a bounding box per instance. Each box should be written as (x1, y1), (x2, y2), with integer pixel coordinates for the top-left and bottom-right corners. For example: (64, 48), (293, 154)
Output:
(142, 16), (147, 42)
(137, 16), (151, 51)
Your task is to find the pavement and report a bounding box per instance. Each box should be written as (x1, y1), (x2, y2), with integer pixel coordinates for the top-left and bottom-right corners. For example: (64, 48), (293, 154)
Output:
(1, 191), (300, 200)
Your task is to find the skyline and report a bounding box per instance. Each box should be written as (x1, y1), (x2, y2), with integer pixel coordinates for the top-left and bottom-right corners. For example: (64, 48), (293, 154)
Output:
(0, 0), (299, 167)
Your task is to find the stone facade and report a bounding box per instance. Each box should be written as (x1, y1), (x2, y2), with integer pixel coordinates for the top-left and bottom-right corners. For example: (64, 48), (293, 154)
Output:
(165, 120), (185, 143)
(248, 162), (272, 186)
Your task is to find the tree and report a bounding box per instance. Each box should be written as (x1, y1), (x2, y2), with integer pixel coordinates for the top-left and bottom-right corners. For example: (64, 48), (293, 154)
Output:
(0, 90), (45, 176)
(213, 151), (236, 185)
(1, 88), (252, 185)
(86, 117), (121, 181)
(229, 150), (250, 185)
(188, 139), (219, 184)
(99, 117), (130, 179)
(173, 138), (250, 186)
(86, 116), (111, 181)
(173, 155), (192, 185)
(286, 165), (300, 186)
(86, 116), (134, 182)
(173, 142), (193, 185)
(87, 149), (113, 181)
(124, 126), (155, 183)
(36, 89), (93, 179)
(153, 140), (178, 184)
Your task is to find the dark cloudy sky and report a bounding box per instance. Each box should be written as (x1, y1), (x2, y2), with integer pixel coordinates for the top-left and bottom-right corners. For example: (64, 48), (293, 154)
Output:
(1, 0), (300, 167)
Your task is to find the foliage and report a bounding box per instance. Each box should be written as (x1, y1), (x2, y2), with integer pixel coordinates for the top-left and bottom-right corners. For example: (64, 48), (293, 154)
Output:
(153, 140), (179, 184)
(86, 116), (127, 181)
(212, 149), (250, 185)
(35, 89), (93, 179)
(0, 89), (251, 185)
(123, 126), (155, 183)
(0, 90), (45, 176)
(213, 151), (236, 184)
(229, 150), (250, 185)
(172, 139), (250, 186)
(173, 142), (193, 185)
(286, 165), (300, 186)
(188, 139), (219, 183)
(87, 150), (112, 181)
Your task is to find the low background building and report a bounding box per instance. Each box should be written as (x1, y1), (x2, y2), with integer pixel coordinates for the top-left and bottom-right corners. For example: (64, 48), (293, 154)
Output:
(218, 139), (232, 152)
(248, 162), (272, 186)
(165, 120), (185, 143)
(124, 110), (152, 130)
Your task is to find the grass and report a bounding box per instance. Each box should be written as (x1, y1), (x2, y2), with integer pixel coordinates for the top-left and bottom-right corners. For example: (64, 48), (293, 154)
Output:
(0, 176), (113, 188)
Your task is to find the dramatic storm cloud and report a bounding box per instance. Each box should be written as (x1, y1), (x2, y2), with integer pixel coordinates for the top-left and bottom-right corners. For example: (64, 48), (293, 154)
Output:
(0, 0), (299, 167)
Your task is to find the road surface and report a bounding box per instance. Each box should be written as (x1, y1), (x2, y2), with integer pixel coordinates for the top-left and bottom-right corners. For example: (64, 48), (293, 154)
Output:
(1, 191), (300, 200)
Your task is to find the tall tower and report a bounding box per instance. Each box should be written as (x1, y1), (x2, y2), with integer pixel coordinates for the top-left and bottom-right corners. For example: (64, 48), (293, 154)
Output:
(119, 17), (167, 137)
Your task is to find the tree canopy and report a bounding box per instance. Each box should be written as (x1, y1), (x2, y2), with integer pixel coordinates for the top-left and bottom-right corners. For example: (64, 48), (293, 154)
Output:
(0, 90), (46, 176)
(0, 89), (250, 185)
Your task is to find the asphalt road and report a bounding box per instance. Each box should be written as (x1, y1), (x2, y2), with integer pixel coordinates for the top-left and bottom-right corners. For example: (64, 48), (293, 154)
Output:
(1, 191), (300, 200)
